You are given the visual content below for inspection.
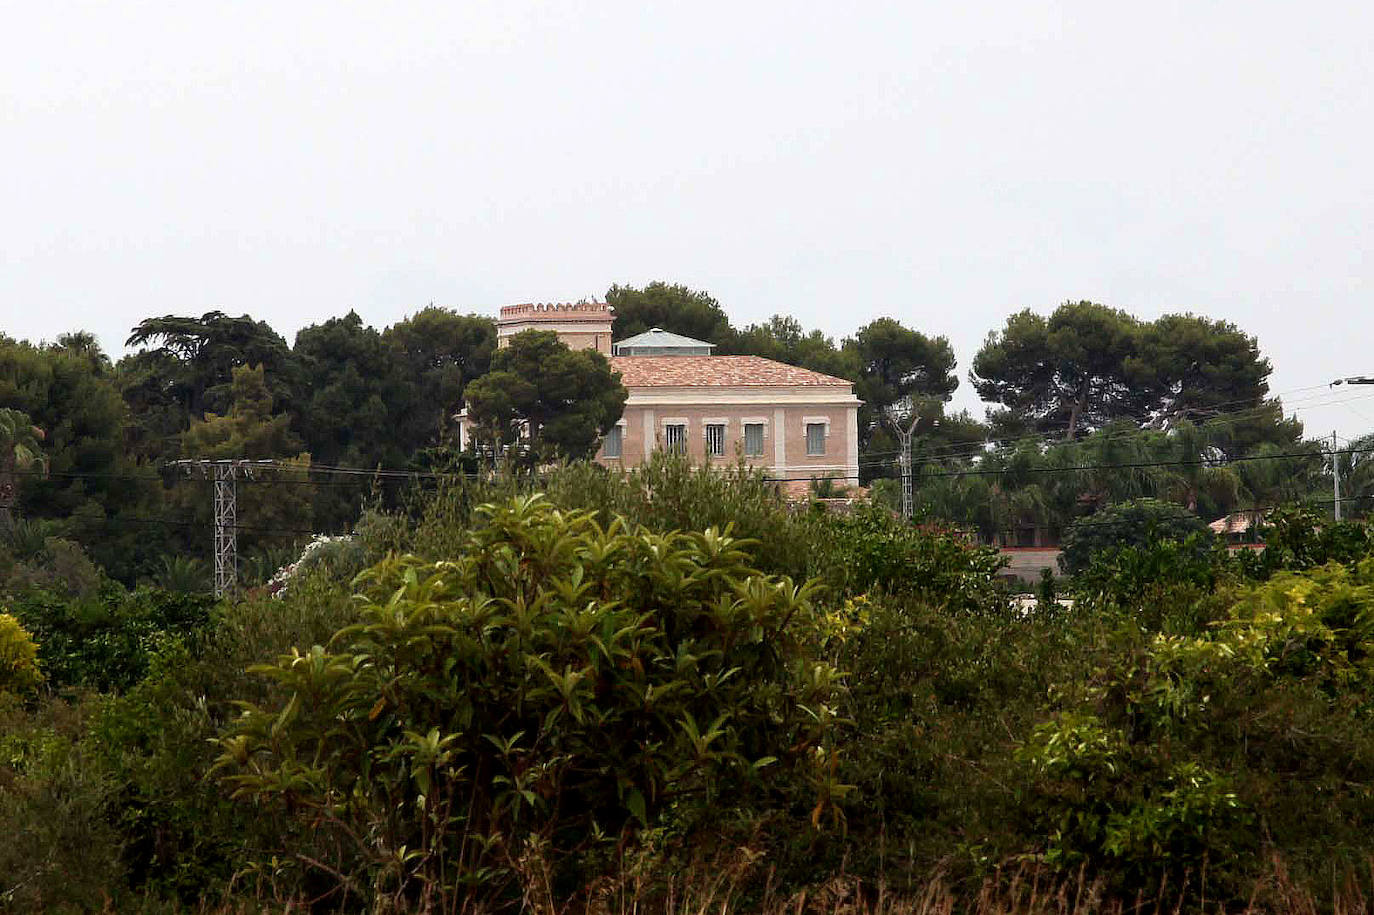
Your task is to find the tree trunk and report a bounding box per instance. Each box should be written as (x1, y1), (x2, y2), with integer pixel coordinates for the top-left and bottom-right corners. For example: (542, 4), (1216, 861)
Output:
(0, 459), (14, 535)
(1065, 379), (1090, 442)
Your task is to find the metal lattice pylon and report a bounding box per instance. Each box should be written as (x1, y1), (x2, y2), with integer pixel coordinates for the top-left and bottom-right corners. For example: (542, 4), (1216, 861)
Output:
(883, 403), (937, 522)
(172, 459), (274, 597)
(212, 463), (238, 596)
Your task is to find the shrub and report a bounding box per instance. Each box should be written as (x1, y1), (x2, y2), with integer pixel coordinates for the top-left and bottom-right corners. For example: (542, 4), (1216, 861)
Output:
(0, 612), (42, 695)
(361, 455), (828, 588)
(814, 504), (1008, 613)
(816, 592), (1093, 888)
(1016, 559), (1374, 893)
(1059, 499), (1209, 575)
(0, 695), (125, 911)
(215, 495), (842, 909)
(1015, 713), (1243, 876)
(1242, 506), (1374, 578)
(10, 584), (217, 692)
(1072, 532), (1237, 631)
(3, 536), (102, 597)
(264, 534), (365, 597)
(91, 568), (360, 905)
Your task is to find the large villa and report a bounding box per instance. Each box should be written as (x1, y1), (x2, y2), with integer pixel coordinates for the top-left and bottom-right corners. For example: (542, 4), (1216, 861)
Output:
(479, 301), (862, 494)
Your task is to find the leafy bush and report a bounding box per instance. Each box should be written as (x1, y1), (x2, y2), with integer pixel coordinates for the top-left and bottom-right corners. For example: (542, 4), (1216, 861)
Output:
(264, 533), (365, 596)
(376, 455), (822, 586)
(216, 495), (842, 909)
(91, 568), (360, 904)
(813, 504), (1008, 612)
(1016, 559), (1374, 893)
(1, 535), (102, 598)
(2, 518), (51, 562)
(813, 593), (1092, 888)
(1016, 713), (1243, 875)
(0, 612), (43, 695)
(1072, 532), (1237, 631)
(1059, 498), (1209, 574)
(1242, 506), (1374, 578)
(0, 695), (125, 911)
(10, 584), (217, 692)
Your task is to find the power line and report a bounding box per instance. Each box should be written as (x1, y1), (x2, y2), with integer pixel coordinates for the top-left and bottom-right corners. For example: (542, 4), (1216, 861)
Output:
(915, 392), (1374, 466)
(756, 444), (1374, 486)
(7, 443), (1369, 490)
(869, 387), (1374, 467)
(86, 513), (330, 537)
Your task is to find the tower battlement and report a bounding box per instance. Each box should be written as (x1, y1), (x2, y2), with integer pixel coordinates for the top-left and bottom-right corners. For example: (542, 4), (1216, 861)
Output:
(498, 301), (613, 321)
(496, 301), (614, 354)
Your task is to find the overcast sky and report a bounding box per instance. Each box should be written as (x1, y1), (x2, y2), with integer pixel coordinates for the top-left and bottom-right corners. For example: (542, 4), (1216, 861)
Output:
(3, 1), (1371, 438)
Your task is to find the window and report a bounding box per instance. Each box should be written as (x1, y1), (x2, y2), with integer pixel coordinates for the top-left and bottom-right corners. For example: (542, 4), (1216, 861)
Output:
(805, 422), (827, 456)
(705, 423), (725, 457)
(603, 425), (622, 458)
(744, 423), (764, 457)
(664, 423), (687, 454)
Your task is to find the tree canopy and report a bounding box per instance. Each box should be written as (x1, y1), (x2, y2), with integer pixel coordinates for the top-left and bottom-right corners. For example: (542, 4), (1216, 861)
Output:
(463, 331), (627, 461)
(382, 308), (496, 448)
(972, 301), (1280, 445)
(971, 302), (1143, 441)
(607, 282), (734, 345)
(125, 311), (297, 419)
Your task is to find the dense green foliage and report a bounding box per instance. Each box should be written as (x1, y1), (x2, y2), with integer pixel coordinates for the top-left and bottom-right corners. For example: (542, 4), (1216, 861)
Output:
(3, 287), (1374, 911)
(2, 463), (1374, 910)
(464, 330), (628, 461)
(1058, 497), (1210, 574)
(218, 496), (840, 907)
(971, 302), (1285, 445)
(9, 585), (216, 692)
(0, 612), (42, 695)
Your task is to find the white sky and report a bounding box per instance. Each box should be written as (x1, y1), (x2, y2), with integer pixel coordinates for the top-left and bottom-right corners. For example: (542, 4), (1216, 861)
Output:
(3, 1), (1371, 439)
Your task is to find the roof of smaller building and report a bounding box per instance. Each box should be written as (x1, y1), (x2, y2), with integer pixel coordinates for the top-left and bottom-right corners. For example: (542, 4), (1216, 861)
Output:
(1208, 510), (1267, 535)
(609, 355), (853, 388)
(612, 327), (716, 352)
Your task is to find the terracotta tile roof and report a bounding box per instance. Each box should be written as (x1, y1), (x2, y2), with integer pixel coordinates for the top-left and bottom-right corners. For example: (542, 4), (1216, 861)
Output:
(609, 355), (854, 388)
(1208, 510), (1267, 535)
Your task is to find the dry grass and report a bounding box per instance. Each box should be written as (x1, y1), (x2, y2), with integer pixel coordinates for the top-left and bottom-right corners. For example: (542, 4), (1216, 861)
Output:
(109, 849), (1374, 914)
(549, 851), (1374, 915)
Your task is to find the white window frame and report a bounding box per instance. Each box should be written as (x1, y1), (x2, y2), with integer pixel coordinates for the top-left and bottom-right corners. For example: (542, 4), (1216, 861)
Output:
(704, 422), (726, 457)
(743, 422), (765, 457)
(602, 424), (623, 459)
(805, 421), (828, 456)
(662, 420), (687, 454)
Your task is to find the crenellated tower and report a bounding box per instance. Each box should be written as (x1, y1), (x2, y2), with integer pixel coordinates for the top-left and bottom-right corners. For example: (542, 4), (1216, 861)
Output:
(497, 301), (614, 355)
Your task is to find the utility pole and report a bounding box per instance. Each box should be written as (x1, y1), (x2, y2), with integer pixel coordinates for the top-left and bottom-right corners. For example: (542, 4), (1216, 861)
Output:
(884, 407), (937, 521)
(897, 419), (916, 520)
(172, 459), (273, 596)
(1333, 431), (1342, 522)
(1327, 376), (1374, 521)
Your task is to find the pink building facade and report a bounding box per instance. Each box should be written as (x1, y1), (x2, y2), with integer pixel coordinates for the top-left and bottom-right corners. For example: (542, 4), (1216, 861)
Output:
(477, 302), (862, 492)
(599, 356), (860, 491)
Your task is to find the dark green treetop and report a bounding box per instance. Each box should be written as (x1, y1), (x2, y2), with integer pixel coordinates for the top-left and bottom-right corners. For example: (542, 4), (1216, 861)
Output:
(607, 281), (733, 345)
(463, 330), (627, 462)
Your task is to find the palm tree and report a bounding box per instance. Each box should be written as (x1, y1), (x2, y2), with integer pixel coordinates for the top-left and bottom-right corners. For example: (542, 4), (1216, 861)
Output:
(0, 408), (46, 534)
(1337, 433), (1374, 519)
(1164, 421), (1246, 517)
